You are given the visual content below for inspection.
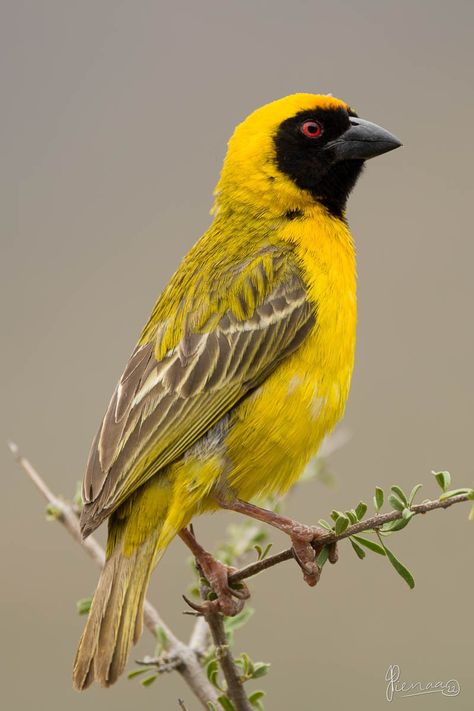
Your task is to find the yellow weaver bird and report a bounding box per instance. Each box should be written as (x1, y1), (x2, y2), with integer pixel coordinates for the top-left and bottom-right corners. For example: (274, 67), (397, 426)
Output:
(73, 93), (400, 689)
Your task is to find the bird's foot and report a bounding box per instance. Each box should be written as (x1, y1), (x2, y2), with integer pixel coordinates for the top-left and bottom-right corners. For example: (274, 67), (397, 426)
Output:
(289, 523), (338, 587)
(179, 527), (250, 616)
(184, 553), (250, 616)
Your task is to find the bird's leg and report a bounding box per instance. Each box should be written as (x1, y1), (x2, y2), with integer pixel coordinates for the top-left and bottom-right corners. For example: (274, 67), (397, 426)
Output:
(216, 498), (338, 587)
(179, 527), (250, 616)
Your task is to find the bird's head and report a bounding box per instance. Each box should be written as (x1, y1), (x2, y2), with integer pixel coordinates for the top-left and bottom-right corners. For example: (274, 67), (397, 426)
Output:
(214, 93), (401, 220)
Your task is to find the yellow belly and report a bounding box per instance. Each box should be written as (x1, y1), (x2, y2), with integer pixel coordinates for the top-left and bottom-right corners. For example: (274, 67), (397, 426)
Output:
(225, 336), (353, 501)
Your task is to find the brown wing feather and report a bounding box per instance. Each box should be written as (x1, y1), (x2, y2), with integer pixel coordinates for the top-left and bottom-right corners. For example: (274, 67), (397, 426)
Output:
(80, 265), (314, 536)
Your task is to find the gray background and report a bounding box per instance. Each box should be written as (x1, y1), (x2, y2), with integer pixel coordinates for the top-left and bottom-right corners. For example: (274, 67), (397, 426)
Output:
(2, 1), (473, 709)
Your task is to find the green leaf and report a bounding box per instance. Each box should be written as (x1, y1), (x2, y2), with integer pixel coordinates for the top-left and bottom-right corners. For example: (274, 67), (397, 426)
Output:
(355, 501), (368, 520)
(235, 652), (252, 677)
(349, 537), (366, 559)
(249, 690), (266, 710)
(433, 470), (451, 492)
(377, 535), (415, 589)
(352, 535), (386, 555)
(391, 486), (409, 507)
(254, 542), (273, 560)
(141, 674), (158, 687)
(381, 516), (413, 533)
(208, 703), (218, 711)
(388, 494), (405, 512)
(252, 662), (270, 679)
(206, 659), (221, 689)
(438, 487), (473, 501)
(76, 597), (92, 616)
(335, 514), (350, 535)
(45, 502), (62, 521)
(218, 696), (236, 711)
(374, 487), (384, 511)
(408, 483), (423, 505)
(402, 508), (416, 521)
(330, 509), (344, 522)
(469, 504), (474, 521)
(317, 519), (333, 531)
(346, 509), (358, 524)
(127, 668), (151, 680)
(316, 545), (329, 568)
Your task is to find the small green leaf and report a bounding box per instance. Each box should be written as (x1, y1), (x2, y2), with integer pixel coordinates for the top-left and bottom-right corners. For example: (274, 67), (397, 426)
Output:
(381, 516), (412, 533)
(391, 486), (408, 507)
(217, 696), (236, 711)
(349, 537), (366, 559)
(206, 659), (221, 689)
(355, 501), (368, 520)
(388, 494), (405, 512)
(330, 509), (345, 522)
(374, 487), (384, 511)
(254, 542), (272, 560)
(127, 668), (151, 680)
(408, 483), (423, 505)
(433, 470), (451, 492)
(317, 519), (333, 530)
(207, 703), (218, 711)
(45, 502), (62, 521)
(76, 597), (92, 616)
(438, 487), (473, 501)
(335, 514), (350, 535)
(377, 535), (415, 589)
(346, 509), (358, 524)
(469, 504), (474, 521)
(402, 508), (416, 520)
(141, 674), (158, 687)
(235, 652), (252, 677)
(249, 690), (266, 710)
(352, 535), (386, 555)
(316, 545), (329, 567)
(252, 662), (270, 679)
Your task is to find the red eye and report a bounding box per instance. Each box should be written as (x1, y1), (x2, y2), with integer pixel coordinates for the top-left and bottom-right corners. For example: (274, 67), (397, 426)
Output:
(300, 120), (323, 139)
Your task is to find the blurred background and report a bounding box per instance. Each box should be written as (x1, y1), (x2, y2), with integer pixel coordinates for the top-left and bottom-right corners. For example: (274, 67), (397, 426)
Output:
(2, 1), (473, 709)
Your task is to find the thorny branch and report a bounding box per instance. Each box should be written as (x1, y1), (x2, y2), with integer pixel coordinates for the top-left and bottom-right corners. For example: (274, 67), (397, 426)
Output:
(228, 493), (473, 585)
(9, 440), (472, 711)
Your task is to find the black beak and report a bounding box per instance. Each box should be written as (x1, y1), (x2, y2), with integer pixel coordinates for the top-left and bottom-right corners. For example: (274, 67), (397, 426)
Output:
(325, 117), (402, 161)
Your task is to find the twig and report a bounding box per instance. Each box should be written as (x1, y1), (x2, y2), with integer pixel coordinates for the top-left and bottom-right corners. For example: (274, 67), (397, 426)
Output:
(229, 493), (472, 584)
(8, 442), (219, 710)
(205, 610), (252, 711)
(178, 700), (189, 711)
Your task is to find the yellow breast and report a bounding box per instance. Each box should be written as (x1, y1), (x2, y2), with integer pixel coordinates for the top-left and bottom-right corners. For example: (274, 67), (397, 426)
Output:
(226, 207), (357, 501)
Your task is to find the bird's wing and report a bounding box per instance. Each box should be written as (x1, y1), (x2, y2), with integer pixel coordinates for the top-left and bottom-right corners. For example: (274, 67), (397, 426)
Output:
(80, 247), (314, 534)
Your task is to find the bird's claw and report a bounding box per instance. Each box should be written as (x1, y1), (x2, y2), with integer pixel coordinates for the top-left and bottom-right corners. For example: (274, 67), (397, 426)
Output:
(290, 525), (338, 587)
(187, 553), (250, 616)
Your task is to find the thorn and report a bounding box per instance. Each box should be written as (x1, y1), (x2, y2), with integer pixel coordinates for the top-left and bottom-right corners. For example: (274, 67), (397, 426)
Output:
(182, 594), (205, 615)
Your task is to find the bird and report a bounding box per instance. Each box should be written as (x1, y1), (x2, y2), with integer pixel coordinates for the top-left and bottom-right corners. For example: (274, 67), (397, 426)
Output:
(73, 93), (401, 690)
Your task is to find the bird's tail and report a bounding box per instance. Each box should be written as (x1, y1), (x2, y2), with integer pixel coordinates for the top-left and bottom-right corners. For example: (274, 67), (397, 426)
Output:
(72, 478), (176, 690)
